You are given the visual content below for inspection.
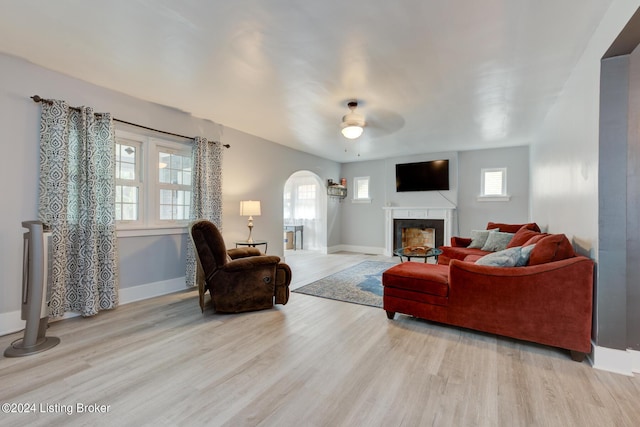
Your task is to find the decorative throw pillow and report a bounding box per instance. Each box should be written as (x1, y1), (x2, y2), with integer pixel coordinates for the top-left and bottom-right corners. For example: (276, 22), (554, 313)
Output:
(523, 233), (548, 246)
(516, 244), (536, 266)
(507, 227), (543, 248)
(487, 222), (541, 233)
(475, 246), (522, 267)
(528, 234), (576, 265)
(467, 229), (498, 249)
(481, 231), (514, 252)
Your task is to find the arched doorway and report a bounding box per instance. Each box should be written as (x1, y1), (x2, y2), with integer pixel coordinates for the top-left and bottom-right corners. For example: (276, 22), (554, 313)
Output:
(283, 170), (327, 252)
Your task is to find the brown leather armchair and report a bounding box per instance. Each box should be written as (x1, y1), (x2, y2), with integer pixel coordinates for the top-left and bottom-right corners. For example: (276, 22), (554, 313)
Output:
(189, 220), (291, 313)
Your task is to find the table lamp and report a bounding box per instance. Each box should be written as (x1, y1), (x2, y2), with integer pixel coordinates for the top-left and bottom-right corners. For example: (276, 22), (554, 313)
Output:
(240, 200), (261, 243)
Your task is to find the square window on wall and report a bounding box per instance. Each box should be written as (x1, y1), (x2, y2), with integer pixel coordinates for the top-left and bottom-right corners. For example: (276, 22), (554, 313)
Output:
(353, 176), (371, 203)
(479, 167), (510, 201)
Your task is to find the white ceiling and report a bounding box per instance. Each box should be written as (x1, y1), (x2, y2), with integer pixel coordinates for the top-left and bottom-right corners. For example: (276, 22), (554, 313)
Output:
(0, 1), (613, 162)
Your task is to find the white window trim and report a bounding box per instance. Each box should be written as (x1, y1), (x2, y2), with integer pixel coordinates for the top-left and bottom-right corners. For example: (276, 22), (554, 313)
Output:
(352, 176), (372, 203)
(478, 167), (510, 202)
(115, 129), (192, 233)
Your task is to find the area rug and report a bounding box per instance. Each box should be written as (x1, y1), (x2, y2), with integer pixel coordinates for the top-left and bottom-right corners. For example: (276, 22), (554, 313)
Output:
(293, 260), (397, 308)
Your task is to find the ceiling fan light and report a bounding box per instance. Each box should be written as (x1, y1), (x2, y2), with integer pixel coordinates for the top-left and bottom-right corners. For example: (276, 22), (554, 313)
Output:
(341, 125), (364, 139)
(340, 105), (365, 139)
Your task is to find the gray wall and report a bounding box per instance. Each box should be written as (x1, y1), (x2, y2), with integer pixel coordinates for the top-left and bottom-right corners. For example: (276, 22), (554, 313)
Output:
(338, 159), (386, 250)
(531, 0), (640, 360)
(598, 48), (640, 352)
(0, 53), (340, 327)
(339, 148), (531, 252)
(628, 47), (640, 351)
(457, 146), (531, 236)
(598, 55), (630, 350)
(339, 152), (458, 252)
(119, 235), (188, 287)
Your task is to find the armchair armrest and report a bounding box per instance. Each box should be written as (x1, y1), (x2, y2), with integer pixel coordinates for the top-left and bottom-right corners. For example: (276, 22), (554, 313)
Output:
(227, 247), (263, 259)
(451, 236), (472, 247)
(222, 255), (282, 272)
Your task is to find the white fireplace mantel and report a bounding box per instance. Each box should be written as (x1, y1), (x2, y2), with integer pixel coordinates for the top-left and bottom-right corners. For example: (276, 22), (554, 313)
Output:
(383, 207), (455, 256)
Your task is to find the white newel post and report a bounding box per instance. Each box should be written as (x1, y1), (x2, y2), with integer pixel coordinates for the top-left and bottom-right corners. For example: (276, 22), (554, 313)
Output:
(383, 207), (455, 256)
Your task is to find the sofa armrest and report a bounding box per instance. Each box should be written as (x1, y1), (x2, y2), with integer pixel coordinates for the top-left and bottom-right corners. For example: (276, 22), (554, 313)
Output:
(451, 236), (472, 247)
(447, 257), (594, 353)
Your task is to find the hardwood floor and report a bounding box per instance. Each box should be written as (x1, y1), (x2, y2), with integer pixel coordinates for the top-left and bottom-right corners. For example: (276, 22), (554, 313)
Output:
(1, 251), (638, 426)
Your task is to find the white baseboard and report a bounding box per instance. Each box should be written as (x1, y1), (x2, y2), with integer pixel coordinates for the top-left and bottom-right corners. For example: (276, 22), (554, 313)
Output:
(327, 244), (384, 255)
(631, 349), (640, 374)
(591, 344), (636, 376)
(0, 277), (188, 337)
(0, 310), (26, 338)
(118, 276), (188, 305)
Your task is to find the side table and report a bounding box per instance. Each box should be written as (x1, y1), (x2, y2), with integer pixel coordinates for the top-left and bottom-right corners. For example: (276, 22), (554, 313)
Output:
(235, 240), (268, 253)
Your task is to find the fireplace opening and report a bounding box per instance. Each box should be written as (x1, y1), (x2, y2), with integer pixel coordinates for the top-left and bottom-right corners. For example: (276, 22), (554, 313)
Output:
(393, 219), (444, 250)
(402, 227), (435, 248)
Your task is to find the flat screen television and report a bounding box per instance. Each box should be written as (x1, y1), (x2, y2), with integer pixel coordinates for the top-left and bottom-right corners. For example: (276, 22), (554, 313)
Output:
(395, 159), (449, 192)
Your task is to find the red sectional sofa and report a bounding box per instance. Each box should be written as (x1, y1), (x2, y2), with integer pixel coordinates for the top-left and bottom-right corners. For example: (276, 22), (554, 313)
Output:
(382, 226), (595, 361)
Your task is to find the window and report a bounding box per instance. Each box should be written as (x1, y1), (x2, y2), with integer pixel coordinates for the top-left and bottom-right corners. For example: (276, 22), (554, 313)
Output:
(115, 129), (192, 230)
(353, 176), (371, 202)
(294, 184), (317, 219)
(115, 140), (142, 222)
(158, 149), (192, 221)
(479, 168), (509, 201)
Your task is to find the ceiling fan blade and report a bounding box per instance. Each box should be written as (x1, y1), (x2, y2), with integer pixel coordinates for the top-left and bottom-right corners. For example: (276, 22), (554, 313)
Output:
(365, 108), (405, 138)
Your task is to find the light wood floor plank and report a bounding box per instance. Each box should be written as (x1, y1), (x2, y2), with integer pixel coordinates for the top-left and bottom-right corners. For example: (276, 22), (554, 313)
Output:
(0, 251), (638, 426)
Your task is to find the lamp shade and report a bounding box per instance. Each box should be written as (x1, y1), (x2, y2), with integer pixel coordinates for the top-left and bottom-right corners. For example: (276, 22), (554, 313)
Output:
(240, 200), (261, 216)
(341, 125), (364, 139)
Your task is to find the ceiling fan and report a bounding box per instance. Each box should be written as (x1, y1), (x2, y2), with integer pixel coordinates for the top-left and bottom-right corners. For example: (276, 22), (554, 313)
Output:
(339, 99), (405, 140)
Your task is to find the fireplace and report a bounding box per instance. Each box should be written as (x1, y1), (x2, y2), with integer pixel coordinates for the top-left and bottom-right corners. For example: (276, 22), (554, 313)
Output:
(394, 219), (444, 250)
(383, 207), (454, 256)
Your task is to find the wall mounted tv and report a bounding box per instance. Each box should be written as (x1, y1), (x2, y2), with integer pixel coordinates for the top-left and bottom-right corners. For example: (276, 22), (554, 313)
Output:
(395, 159), (450, 192)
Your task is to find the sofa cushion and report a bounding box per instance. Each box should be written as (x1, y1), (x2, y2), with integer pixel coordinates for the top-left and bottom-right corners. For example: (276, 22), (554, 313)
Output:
(487, 222), (541, 233)
(463, 254), (484, 263)
(481, 231), (514, 251)
(528, 234), (575, 265)
(451, 236), (473, 247)
(468, 229), (498, 249)
(438, 247), (490, 265)
(507, 227), (543, 248)
(382, 263), (449, 297)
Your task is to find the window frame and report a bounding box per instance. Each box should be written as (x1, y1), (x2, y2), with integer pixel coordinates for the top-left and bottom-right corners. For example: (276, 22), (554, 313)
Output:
(115, 138), (143, 226)
(478, 167), (510, 201)
(352, 176), (371, 203)
(154, 143), (193, 224)
(115, 129), (192, 234)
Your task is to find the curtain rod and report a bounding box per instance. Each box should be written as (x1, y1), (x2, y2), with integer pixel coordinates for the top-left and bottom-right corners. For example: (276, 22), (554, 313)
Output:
(31, 95), (230, 148)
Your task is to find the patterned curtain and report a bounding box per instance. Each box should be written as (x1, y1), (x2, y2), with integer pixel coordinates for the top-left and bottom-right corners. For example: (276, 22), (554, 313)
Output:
(38, 100), (119, 317)
(186, 137), (223, 303)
